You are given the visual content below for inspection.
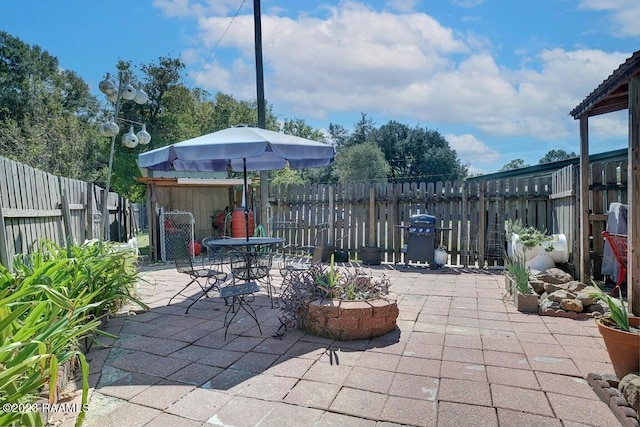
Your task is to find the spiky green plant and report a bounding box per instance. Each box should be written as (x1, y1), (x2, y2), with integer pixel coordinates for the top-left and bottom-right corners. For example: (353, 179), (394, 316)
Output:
(589, 282), (630, 332)
(503, 253), (531, 295)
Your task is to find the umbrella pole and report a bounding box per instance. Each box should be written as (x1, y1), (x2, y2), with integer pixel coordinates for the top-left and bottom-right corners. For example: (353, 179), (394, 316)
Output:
(243, 158), (250, 242)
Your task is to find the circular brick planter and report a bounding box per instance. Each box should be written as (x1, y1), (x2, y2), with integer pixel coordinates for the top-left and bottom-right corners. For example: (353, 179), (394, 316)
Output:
(301, 293), (399, 340)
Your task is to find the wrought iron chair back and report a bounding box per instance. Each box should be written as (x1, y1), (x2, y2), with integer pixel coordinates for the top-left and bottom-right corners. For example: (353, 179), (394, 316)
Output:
(166, 234), (226, 313)
(229, 247), (275, 307)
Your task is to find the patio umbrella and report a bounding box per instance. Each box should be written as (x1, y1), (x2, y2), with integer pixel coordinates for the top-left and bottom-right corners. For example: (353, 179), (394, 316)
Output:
(138, 125), (335, 240)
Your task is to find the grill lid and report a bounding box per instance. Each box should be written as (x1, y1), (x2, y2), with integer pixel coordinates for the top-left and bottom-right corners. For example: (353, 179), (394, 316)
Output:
(410, 214), (435, 224)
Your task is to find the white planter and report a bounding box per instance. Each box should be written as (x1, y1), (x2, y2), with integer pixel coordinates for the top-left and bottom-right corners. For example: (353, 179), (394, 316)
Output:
(509, 233), (568, 263)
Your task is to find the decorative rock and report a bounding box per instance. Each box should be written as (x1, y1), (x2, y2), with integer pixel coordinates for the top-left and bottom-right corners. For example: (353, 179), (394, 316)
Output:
(576, 291), (596, 306)
(619, 374), (640, 413)
(529, 278), (546, 294)
(566, 280), (588, 293)
(548, 289), (576, 302)
(539, 298), (561, 311)
(560, 298), (584, 312)
(585, 303), (605, 314)
(543, 283), (565, 294)
(603, 375), (622, 388)
(536, 268), (574, 284)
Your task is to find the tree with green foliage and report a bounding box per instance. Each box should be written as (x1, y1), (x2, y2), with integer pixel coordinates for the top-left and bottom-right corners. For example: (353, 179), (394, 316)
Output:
(270, 164), (306, 186)
(538, 149), (578, 164)
(372, 121), (467, 182)
(0, 31), (102, 181)
(332, 142), (390, 184)
(106, 57), (281, 201)
(500, 159), (530, 171)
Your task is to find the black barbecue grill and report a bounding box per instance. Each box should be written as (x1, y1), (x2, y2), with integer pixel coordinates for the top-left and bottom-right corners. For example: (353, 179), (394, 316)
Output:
(403, 213), (437, 267)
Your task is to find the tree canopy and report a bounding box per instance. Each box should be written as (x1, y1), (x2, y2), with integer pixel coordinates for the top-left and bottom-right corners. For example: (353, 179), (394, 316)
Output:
(538, 149), (578, 164)
(332, 142), (390, 184)
(500, 159), (530, 171)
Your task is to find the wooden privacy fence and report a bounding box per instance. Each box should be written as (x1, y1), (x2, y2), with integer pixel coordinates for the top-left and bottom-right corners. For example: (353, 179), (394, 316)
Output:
(269, 177), (555, 268)
(2, 154), (627, 278)
(269, 159), (627, 276)
(0, 157), (136, 270)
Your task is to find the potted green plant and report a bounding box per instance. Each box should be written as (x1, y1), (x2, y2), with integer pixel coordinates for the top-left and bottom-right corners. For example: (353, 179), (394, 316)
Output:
(503, 252), (539, 313)
(589, 284), (640, 379)
(506, 220), (555, 266)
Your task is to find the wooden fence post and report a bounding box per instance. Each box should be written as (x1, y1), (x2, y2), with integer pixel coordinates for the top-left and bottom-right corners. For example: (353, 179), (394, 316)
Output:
(328, 185), (335, 244)
(0, 196), (9, 270)
(478, 179), (486, 268)
(61, 188), (74, 244)
(391, 184), (400, 263)
(368, 186), (375, 246)
(461, 182), (468, 267)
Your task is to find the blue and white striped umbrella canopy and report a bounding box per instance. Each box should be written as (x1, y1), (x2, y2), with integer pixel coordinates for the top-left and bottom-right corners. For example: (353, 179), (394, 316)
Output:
(138, 126), (334, 172)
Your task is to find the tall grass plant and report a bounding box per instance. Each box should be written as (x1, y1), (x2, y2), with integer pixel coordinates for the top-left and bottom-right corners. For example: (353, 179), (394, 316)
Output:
(0, 239), (147, 427)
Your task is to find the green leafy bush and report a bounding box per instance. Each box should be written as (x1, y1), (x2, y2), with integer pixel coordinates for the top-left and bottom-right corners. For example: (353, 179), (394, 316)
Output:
(506, 219), (553, 253)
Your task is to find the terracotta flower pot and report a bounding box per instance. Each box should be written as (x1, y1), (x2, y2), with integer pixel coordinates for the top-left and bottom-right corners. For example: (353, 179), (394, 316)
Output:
(597, 316), (640, 379)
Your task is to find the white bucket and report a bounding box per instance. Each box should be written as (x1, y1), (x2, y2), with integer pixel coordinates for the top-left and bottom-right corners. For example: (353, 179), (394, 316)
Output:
(510, 233), (568, 263)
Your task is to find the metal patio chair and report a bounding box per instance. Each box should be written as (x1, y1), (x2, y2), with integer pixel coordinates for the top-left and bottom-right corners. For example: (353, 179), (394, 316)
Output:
(228, 246), (276, 308)
(166, 235), (227, 313)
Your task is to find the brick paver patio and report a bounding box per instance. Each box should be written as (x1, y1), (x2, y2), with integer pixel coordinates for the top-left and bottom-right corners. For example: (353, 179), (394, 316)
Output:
(51, 262), (622, 426)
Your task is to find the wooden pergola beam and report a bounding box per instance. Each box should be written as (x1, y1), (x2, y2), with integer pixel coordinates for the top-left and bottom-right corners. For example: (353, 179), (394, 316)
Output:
(628, 76), (640, 315)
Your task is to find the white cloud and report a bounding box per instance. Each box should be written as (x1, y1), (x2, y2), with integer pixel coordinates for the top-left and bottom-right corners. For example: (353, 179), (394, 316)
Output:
(579, 0), (640, 37)
(445, 133), (500, 165)
(170, 1), (634, 171)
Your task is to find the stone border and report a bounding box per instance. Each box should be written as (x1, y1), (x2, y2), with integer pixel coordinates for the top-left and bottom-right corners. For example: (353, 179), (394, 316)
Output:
(302, 293), (399, 340)
(587, 373), (639, 427)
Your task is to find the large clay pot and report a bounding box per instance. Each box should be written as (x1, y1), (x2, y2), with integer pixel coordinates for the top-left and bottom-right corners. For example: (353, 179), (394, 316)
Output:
(597, 316), (640, 379)
(231, 208), (255, 238)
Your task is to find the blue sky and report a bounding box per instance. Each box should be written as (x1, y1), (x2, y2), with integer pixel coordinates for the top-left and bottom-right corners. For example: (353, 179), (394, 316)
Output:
(1, 0), (639, 174)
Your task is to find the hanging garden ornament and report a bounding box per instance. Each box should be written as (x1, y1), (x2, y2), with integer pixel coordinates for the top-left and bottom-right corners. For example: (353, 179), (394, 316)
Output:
(106, 91), (118, 103)
(98, 73), (117, 97)
(134, 88), (149, 105)
(120, 83), (137, 100)
(100, 117), (119, 137)
(122, 125), (139, 148)
(136, 124), (151, 145)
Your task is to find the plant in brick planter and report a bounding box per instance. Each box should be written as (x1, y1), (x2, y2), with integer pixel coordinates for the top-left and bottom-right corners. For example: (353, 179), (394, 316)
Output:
(503, 252), (539, 313)
(276, 256), (398, 340)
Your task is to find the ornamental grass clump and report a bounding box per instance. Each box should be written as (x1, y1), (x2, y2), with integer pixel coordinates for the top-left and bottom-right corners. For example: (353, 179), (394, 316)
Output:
(503, 252), (531, 295)
(0, 239), (147, 427)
